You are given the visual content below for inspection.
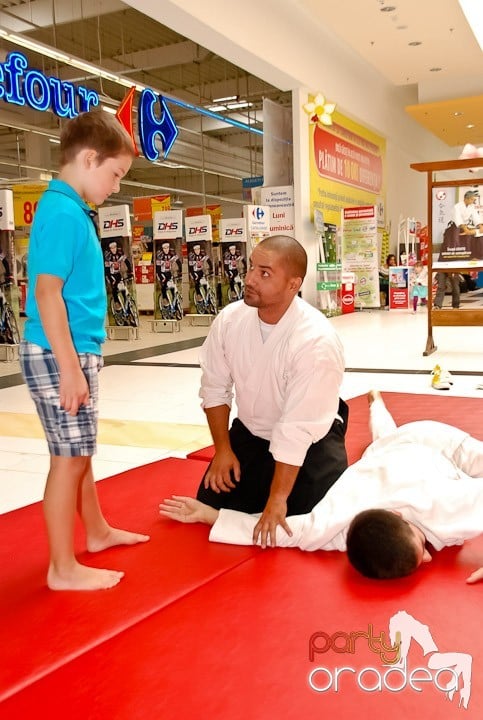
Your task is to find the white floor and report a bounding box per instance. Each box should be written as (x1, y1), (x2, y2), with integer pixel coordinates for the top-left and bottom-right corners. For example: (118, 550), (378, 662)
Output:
(1, 307), (482, 514)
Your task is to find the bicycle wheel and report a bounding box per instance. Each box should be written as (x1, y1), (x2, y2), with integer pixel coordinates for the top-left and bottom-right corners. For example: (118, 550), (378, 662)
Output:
(174, 295), (183, 320)
(194, 291), (206, 314)
(207, 291), (217, 315)
(126, 298), (139, 327)
(110, 297), (127, 326)
(4, 305), (20, 344)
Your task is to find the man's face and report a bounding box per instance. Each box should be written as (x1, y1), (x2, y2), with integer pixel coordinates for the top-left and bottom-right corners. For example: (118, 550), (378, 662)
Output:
(229, 245), (237, 255)
(162, 243), (170, 253)
(465, 194), (477, 206)
(244, 245), (299, 314)
(193, 245), (201, 255)
(109, 243), (117, 253)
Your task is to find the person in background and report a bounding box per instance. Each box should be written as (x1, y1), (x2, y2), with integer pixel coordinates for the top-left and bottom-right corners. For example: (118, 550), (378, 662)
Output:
(379, 253), (396, 308)
(410, 260), (428, 313)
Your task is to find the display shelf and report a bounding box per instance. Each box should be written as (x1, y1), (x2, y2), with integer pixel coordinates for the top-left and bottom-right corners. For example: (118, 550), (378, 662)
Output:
(411, 157), (483, 355)
(106, 325), (139, 341)
(0, 343), (19, 362)
(151, 319), (181, 333)
(185, 314), (215, 326)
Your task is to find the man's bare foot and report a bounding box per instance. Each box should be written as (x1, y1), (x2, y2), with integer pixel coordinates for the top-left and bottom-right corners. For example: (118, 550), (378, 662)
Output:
(368, 389), (382, 406)
(86, 527), (150, 553)
(47, 562), (124, 591)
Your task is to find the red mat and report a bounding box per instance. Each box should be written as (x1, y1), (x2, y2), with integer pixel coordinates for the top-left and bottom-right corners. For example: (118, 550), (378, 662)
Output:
(2, 540), (482, 719)
(0, 457), (261, 702)
(188, 392), (483, 464)
(2, 392), (483, 717)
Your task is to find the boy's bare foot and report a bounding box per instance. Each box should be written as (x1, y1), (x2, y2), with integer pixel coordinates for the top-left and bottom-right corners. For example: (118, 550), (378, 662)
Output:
(87, 527), (150, 553)
(47, 562), (124, 591)
(368, 389), (382, 406)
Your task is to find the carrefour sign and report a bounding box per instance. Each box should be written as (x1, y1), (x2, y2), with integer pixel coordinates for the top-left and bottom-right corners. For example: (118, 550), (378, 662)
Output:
(0, 51), (179, 162)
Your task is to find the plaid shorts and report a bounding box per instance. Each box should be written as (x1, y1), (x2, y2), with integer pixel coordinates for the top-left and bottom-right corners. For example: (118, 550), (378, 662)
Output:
(20, 341), (103, 457)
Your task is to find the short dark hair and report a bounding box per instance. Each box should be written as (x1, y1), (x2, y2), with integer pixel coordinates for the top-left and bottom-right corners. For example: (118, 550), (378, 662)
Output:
(60, 111), (135, 167)
(258, 235), (307, 280)
(346, 509), (419, 579)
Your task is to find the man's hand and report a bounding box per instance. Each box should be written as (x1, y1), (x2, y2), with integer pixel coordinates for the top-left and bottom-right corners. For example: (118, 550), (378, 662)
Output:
(204, 448), (240, 494)
(466, 567), (483, 584)
(159, 495), (218, 525)
(253, 496), (293, 549)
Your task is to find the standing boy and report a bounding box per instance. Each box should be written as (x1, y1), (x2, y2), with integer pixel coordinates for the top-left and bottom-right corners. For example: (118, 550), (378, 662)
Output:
(20, 111), (149, 591)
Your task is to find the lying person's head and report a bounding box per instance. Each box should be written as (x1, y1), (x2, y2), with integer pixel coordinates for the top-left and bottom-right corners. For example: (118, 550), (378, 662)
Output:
(346, 509), (432, 579)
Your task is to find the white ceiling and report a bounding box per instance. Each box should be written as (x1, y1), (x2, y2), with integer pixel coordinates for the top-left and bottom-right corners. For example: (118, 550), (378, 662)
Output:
(295, 0), (483, 146)
(297, 0), (482, 92)
(0, 0), (480, 201)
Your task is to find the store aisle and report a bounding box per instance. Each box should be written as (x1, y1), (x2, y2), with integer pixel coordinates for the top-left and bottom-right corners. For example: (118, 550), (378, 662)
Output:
(1, 308), (482, 514)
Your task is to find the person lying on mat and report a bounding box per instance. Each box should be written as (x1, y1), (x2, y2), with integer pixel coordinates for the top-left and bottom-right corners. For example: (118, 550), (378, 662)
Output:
(160, 391), (483, 585)
(195, 234), (348, 545)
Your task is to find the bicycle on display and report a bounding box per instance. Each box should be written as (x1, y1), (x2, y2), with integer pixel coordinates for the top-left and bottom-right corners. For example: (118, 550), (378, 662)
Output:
(159, 277), (183, 321)
(194, 275), (217, 315)
(110, 278), (139, 327)
(227, 273), (245, 303)
(0, 284), (20, 344)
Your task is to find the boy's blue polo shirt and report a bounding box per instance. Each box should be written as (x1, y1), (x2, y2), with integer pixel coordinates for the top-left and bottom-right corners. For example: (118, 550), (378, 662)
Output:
(24, 179), (107, 354)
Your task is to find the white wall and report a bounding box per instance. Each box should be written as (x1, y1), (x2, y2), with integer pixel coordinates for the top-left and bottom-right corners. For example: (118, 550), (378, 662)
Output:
(126, 0), (450, 241)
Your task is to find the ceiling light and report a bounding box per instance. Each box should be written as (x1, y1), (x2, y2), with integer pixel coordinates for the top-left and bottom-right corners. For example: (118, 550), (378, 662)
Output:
(380, 6), (396, 11)
(453, 111), (463, 116)
(226, 101), (252, 110)
(429, 67), (442, 72)
(397, 25), (408, 29)
(467, 123), (476, 128)
(408, 41), (422, 46)
(0, 25), (147, 93)
(0, 28), (70, 63)
(213, 95), (237, 103)
(458, 0), (483, 51)
(48, 138), (60, 144)
(102, 105), (117, 114)
(206, 104), (227, 112)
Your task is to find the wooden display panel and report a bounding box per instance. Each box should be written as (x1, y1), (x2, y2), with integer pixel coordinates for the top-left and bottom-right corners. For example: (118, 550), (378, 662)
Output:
(410, 158), (483, 355)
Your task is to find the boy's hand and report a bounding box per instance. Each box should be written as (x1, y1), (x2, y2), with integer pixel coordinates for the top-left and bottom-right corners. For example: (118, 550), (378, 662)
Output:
(60, 368), (90, 416)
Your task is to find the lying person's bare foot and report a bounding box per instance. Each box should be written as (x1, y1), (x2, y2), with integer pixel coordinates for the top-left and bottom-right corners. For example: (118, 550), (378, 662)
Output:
(367, 389), (382, 405)
(87, 527), (150, 553)
(47, 562), (124, 591)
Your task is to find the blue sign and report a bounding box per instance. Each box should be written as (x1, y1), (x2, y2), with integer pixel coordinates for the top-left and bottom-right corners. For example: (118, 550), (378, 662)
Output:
(138, 89), (179, 162)
(242, 176), (264, 188)
(0, 51), (99, 117)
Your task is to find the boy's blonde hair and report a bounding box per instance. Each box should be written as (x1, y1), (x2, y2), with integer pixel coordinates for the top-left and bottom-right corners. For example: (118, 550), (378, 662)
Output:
(60, 111), (135, 167)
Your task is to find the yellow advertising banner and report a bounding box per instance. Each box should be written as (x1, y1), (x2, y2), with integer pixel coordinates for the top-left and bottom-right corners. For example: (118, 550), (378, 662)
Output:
(133, 195), (171, 222)
(309, 111), (386, 227)
(13, 183), (47, 228)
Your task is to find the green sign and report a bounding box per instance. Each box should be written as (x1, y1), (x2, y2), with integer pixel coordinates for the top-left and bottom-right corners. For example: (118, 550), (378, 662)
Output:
(317, 262), (341, 271)
(317, 281), (341, 291)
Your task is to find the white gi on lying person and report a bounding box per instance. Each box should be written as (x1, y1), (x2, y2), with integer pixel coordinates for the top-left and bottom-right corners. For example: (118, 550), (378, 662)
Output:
(160, 392), (483, 584)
